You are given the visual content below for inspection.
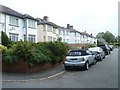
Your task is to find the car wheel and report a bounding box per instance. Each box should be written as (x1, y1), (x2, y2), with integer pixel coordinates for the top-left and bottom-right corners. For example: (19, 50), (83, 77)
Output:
(84, 62), (89, 70)
(109, 51), (111, 54)
(93, 59), (97, 65)
(64, 66), (69, 70)
(100, 56), (103, 61)
(103, 55), (105, 59)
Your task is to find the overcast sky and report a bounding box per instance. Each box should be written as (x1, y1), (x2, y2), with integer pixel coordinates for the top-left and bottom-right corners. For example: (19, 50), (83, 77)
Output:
(0, 0), (119, 37)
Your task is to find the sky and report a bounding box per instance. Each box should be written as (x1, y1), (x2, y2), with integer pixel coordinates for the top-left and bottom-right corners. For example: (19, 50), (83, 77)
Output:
(0, 0), (119, 37)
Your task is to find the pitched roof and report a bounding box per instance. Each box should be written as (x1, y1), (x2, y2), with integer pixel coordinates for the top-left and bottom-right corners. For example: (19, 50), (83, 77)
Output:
(0, 4), (23, 18)
(23, 14), (38, 21)
(37, 18), (59, 28)
(0, 4), (37, 21)
(80, 31), (96, 38)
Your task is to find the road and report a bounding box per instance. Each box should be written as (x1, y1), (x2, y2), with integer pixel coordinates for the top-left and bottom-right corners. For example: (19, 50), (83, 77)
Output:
(2, 48), (118, 88)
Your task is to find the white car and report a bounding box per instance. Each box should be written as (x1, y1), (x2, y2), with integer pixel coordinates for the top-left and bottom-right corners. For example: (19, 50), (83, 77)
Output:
(63, 49), (96, 70)
(88, 47), (105, 61)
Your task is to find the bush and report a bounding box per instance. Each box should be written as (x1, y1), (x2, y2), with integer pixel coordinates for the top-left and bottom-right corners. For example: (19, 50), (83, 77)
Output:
(87, 44), (97, 48)
(2, 41), (68, 67)
(2, 48), (18, 64)
(0, 45), (7, 53)
(1, 31), (13, 47)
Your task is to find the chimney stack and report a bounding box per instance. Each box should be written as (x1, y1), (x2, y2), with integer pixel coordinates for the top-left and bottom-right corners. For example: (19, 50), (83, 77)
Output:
(67, 24), (70, 29)
(43, 16), (49, 21)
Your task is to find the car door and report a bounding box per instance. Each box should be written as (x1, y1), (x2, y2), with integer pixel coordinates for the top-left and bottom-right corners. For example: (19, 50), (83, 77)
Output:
(86, 51), (94, 64)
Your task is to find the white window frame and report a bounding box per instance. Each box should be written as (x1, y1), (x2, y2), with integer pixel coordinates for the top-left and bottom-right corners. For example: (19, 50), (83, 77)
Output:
(28, 34), (36, 43)
(9, 16), (19, 26)
(47, 36), (52, 41)
(28, 19), (36, 28)
(47, 25), (52, 32)
(9, 33), (19, 42)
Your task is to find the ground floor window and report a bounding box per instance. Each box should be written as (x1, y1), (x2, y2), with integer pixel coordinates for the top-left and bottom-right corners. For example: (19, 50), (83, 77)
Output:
(47, 36), (52, 42)
(28, 34), (36, 43)
(9, 33), (18, 42)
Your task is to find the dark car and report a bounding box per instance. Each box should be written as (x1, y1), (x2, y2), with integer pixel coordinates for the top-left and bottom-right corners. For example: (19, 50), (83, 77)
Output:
(98, 45), (110, 55)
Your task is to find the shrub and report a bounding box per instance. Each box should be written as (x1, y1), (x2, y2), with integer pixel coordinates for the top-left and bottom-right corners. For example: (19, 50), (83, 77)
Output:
(87, 44), (97, 48)
(2, 41), (68, 66)
(2, 48), (18, 64)
(0, 45), (7, 53)
(1, 31), (13, 47)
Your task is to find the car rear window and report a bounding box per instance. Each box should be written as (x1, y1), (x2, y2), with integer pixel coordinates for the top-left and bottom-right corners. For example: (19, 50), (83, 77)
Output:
(68, 51), (85, 56)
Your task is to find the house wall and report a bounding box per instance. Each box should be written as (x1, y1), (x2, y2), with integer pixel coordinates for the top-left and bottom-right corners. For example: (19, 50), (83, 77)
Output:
(0, 13), (37, 43)
(37, 24), (59, 42)
(58, 28), (70, 44)
(69, 32), (81, 44)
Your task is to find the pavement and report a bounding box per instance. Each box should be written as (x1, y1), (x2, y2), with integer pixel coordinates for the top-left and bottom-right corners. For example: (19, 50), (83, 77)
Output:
(2, 63), (65, 81)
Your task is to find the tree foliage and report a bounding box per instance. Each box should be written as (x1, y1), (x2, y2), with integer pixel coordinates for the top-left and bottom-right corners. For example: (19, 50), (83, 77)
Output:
(96, 31), (116, 44)
(1, 31), (13, 47)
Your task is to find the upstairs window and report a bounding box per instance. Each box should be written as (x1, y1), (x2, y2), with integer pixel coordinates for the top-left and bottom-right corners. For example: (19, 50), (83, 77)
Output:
(66, 31), (69, 36)
(63, 30), (65, 36)
(9, 16), (19, 26)
(53, 28), (56, 34)
(28, 19), (36, 28)
(59, 30), (62, 35)
(47, 25), (52, 32)
(74, 32), (76, 37)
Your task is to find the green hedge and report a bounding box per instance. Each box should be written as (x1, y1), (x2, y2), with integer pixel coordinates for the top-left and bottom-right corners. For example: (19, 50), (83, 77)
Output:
(2, 41), (68, 67)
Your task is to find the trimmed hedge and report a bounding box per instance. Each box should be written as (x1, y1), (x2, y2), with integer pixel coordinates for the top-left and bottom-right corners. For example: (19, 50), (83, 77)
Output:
(2, 41), (68, 67)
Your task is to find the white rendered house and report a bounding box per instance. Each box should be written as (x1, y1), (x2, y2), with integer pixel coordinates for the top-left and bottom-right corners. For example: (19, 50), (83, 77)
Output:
(0, 5), (38, 43)
(58, 27), (70, 44)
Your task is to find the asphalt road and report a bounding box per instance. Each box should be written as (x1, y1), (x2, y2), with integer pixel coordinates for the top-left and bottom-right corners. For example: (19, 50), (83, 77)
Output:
(2, 48), (118, 88)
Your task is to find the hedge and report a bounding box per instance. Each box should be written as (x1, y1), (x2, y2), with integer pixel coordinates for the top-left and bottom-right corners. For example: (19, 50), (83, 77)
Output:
(2, 41), (68, 67)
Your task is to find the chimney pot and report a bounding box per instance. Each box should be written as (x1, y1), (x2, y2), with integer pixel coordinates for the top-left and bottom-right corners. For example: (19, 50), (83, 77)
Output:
(70, 25), (73, 29)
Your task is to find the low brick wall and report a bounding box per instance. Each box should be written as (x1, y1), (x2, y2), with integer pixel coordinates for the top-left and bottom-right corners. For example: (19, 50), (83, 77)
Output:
(68, 44), (87, 49)
(2, 60), (63, 73)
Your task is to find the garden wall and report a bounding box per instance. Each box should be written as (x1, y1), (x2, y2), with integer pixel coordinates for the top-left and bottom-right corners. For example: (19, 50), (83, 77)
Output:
(2, 60), (63, 73)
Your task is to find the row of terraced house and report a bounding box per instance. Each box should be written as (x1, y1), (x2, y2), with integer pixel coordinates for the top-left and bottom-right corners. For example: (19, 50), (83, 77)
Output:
(0, 5), (97, 44)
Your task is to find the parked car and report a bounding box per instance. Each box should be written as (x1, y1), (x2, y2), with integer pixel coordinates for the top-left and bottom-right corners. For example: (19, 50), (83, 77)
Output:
(63, 49), (96, 70)
(98, 45), (110, 55)
(108, 45), (114, 51)
(88, 47), (105, 61)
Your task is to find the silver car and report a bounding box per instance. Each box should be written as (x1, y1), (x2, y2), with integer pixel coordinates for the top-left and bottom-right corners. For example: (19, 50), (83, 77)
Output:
(88, 47), (105, 61)
(63, 49), (96, 70)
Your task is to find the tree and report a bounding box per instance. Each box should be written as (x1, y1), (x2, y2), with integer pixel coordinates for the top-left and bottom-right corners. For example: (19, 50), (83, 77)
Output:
(96, 31), (116, 44)
(1, 31), (12, 47)
(103, 31), (116, 44)
(96, 32), (105, 38)
(57, 37), (62, 42)
(116, 35), (120, 44)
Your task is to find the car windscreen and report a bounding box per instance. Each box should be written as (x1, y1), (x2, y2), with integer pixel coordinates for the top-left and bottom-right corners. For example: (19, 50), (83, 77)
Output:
(99, 46), (105, 49)
(90, 51), (98, 55)
(68, 51), (85, 56)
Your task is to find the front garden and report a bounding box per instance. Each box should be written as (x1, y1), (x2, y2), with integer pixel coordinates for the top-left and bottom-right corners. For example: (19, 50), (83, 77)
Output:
(1, 41), (68, 73)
